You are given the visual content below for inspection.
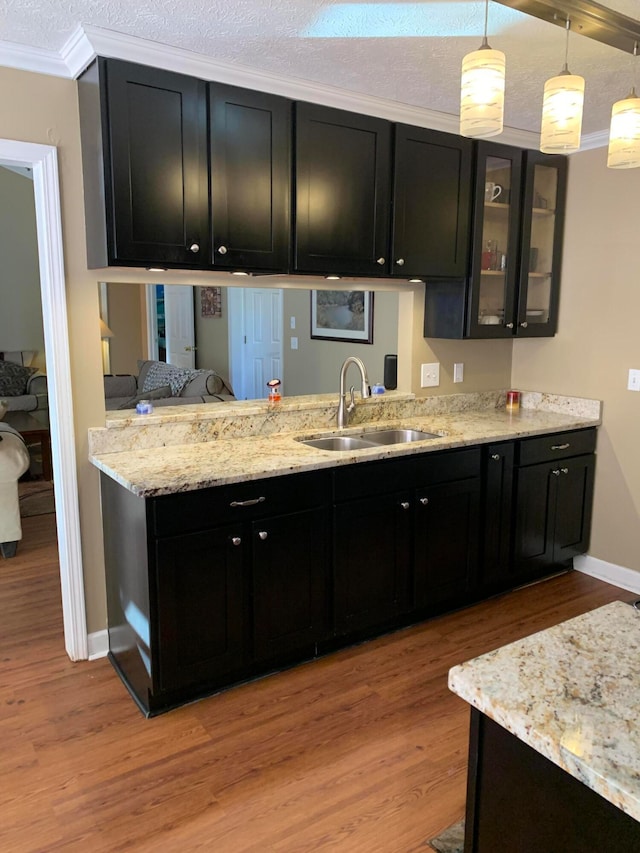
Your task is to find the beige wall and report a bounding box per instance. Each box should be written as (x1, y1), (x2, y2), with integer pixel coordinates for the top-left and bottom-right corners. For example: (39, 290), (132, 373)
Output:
(512, 146), (640, 574)
(195, 286), (230, 377)
(0, 166), (45, 367)
(106, 283), (146, 375)
(0, 66), (107, 634)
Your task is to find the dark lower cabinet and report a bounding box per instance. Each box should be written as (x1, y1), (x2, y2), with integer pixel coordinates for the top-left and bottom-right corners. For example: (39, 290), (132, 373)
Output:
(333, 491), (412, 637)
(154, 526), (245, 693)
(252, 507), (328, 661)
(479, 442), (515, 592)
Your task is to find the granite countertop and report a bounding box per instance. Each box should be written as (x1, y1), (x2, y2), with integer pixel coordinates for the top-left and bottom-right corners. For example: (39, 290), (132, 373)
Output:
(88, 390), (601, 497)
(449, 601), (640, 822)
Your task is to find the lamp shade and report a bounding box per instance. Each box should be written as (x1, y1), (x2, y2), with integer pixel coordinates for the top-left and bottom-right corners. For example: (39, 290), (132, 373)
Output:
(99, 318), (114, 338)
(540, 71), (585, 153)
(460, 46), (506, 138)
(607, 90), (640, 169)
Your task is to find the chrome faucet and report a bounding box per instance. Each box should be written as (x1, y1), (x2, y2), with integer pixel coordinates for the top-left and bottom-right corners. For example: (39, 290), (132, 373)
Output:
(337, 356), (370, 428)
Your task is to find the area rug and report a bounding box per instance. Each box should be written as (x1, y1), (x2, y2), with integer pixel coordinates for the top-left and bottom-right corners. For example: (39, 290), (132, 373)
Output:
(428, 819), (465, 853)
(18, 480), (55, 517)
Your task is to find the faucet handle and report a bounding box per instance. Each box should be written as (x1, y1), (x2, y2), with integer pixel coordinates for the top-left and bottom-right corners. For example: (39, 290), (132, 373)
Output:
(347, 386), (356, 414)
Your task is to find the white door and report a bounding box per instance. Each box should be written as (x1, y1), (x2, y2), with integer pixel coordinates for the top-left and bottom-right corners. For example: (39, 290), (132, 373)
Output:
(229, 288), (283, 400)
(164, 285), (195, 368)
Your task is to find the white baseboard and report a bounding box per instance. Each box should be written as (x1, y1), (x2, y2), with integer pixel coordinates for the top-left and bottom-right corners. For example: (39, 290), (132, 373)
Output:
(574, 555), (640, 595)
(87, 629), (109, 660)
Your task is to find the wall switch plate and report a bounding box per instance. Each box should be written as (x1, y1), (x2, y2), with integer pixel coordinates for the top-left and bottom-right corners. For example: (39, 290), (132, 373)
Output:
(453, 362), (464, 383)
(291, 337), (298, 350)
(290, 316), (296, 330)
(628, 368), (640, 391)
(421, 362), (440, 388)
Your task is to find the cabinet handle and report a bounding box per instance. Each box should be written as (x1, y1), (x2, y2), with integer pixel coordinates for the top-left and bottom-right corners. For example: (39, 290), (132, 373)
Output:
(419, 497), (429, 506)
(395, 258), (405, 266)
(217, 245), (228, 255)
(561, 467), (569, 474)
(231, 536), (242, 546)
(230, 496), (266, 507)
(400, 501), (411, 510)
(551, 443), (570, 451)
(551, 469), (561, 476)
(188, 242), (200, 253)
(519, 321), (528, 328)
(491, 453), (501, 461)
(258, 530), (268, 540)
(505, 322), (514, 329)
(376, 257), (385, 265)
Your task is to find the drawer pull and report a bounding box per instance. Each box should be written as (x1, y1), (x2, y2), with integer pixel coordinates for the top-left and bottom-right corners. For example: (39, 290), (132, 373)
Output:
(231, 536), (242, 546)
(230, 496), (266, 507)
(561, 467), (569, 474)
(400, 501), (411, 510)
(419, 497), (429, 506)
(551, 469), (561, 476)
(491, 453), (501, 461)
(258, 530), (268, 540)
(551, 443), (570, 451)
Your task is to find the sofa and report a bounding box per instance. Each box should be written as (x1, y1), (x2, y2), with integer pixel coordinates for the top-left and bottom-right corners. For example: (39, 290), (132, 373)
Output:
(0, 355), (48, 412)
(0, 421), (31, 558)
(104, 359), (235, 410)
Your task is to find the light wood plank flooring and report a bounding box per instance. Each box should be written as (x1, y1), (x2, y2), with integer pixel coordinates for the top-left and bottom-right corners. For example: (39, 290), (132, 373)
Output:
(0, 514), (630, 852)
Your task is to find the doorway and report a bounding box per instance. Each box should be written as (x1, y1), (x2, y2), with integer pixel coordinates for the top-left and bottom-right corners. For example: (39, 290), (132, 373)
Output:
(228, 287), (284, 400)
(0, 139), (86, 661)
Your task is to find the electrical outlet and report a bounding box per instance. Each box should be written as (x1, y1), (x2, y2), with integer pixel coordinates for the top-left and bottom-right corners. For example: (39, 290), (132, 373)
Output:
(421, 362), (440, 388)
(628, 368), (640, 391)
(291, 337), (298, 350)
(453, 362), (464, 383)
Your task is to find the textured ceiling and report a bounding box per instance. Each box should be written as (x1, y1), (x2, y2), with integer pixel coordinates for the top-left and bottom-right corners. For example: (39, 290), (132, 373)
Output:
(1, 0), (639, 135)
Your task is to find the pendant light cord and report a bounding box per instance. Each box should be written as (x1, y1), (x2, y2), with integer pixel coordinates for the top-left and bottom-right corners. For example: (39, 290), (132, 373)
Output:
(481, 0), (490, 49)
(562, 17), (571, 74)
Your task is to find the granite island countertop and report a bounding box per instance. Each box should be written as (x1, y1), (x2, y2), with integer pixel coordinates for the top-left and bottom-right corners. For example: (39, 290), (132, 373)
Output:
(449, 600), (640, 822)
(88, 390), (601, 497)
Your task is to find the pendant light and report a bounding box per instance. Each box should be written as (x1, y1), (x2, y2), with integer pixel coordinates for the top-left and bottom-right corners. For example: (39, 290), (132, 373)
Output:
(460, 0), (506, 138)
(540, 18), (585, 154)
(607, 42), (640, 169)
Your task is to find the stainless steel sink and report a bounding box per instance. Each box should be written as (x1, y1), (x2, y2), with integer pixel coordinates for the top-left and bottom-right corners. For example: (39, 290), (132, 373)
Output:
(361, 428), (440, 445)
(299, 435), (379, 451)
(297, 427), (441, 451)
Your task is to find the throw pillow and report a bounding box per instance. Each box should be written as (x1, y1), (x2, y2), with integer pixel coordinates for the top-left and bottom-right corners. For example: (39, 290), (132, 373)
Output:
(0, 360), (37, 396)
(181, 370), (225, 397)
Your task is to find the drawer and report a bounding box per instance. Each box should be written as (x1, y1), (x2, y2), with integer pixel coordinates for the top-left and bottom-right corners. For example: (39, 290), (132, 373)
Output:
(517, 428), (597, 467)
(333, 456), (413, 502)
(413, 447), (481, 486)
(151, 470), (331, 536)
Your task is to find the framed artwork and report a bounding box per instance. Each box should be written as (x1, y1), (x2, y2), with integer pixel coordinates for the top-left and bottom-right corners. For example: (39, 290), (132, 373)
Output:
(310, 290), (374, 344)
(201, 286), (222, 318)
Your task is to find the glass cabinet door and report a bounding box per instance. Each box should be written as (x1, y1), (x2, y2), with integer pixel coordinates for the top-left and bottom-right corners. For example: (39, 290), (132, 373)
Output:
(517, 152), (567, 336)
(469, 142), (523, 337)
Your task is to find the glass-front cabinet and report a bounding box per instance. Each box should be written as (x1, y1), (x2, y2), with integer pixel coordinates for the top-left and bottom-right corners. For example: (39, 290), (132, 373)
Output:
(467, 142), (567, 339)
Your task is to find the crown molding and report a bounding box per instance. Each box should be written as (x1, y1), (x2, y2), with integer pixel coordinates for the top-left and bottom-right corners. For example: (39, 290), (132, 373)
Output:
(580, 129), (610, 151)
(0, 39), (71, 78)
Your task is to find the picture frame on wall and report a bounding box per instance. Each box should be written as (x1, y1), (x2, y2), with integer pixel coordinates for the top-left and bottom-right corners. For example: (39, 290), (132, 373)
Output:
(310, 290), (374, 344)
(201, 286), (222, 318)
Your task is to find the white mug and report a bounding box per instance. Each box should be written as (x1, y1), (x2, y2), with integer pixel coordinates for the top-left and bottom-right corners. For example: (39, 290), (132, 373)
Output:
(485, 182), (502, 203)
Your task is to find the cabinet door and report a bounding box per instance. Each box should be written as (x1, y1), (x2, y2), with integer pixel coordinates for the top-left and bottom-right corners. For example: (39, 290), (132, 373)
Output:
(513, 462), (555, 579)
(392, 125), (472, 278)
(104, 59), (209, 266)
(209, 85), (291, 272)
(414, 477), (481, 610)
(516, 151), (568, 337)
(294, 102), (392, 275)
(480, 442), (515, 590)
(252, 507), (329, 661)
(154, 526), (244, 693)
(467, 142), (523, 338)
(553, 454), (595, 563)
(333, 492), (412, 636)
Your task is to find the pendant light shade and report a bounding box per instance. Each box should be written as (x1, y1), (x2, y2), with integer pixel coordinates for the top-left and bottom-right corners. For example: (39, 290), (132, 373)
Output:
(607, 89), (640, 168)
(540, 18), (584, 154)
(460, 0), (505, 139)
(540, 70), (585, 153)
(460, 45), (506, 138)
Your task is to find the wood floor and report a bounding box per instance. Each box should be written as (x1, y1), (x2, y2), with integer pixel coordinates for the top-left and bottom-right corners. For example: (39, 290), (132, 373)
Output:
(1, 515), (631, 852)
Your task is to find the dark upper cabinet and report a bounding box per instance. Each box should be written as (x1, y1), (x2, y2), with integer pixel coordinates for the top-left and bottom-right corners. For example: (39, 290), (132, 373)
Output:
(209, 85), (291, 272)
(424, 142), (568, 339)
(79, 58), (209, 268)
(293, 102), (392, 276)
(391, 125), (472, 279)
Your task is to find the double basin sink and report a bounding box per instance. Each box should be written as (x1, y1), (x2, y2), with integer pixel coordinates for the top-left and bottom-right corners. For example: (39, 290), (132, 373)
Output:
(297, 427), (440, 452)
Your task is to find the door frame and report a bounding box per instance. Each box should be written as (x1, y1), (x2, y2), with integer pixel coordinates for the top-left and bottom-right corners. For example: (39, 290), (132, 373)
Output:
(0, 139), (87, 661)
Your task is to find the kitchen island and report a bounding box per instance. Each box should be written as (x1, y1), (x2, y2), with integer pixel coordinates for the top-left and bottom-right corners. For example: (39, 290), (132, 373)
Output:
(449, 600), (640, 852)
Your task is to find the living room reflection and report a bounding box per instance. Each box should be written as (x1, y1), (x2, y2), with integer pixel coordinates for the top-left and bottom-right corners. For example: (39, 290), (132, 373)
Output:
(101, 283), (399, 409)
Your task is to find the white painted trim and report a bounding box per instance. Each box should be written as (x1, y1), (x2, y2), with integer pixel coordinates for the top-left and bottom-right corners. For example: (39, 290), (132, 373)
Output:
(580, 130), (610, 152)
(574, 555), (640, 595)
(0, 39), (71, 78)
(88, 629), (109, 660)
(0, 139), (88, 662)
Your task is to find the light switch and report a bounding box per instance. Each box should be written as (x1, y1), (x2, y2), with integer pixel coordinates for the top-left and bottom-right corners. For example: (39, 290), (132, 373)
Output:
(628, 368), (640, 391)
(454, 362), (464, 383)
(290, 316), (296, 330)
(291, 337), (298, 350)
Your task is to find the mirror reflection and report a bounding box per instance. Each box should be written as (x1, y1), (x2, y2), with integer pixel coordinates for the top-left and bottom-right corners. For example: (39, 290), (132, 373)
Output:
(101, 283), (399, 409)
